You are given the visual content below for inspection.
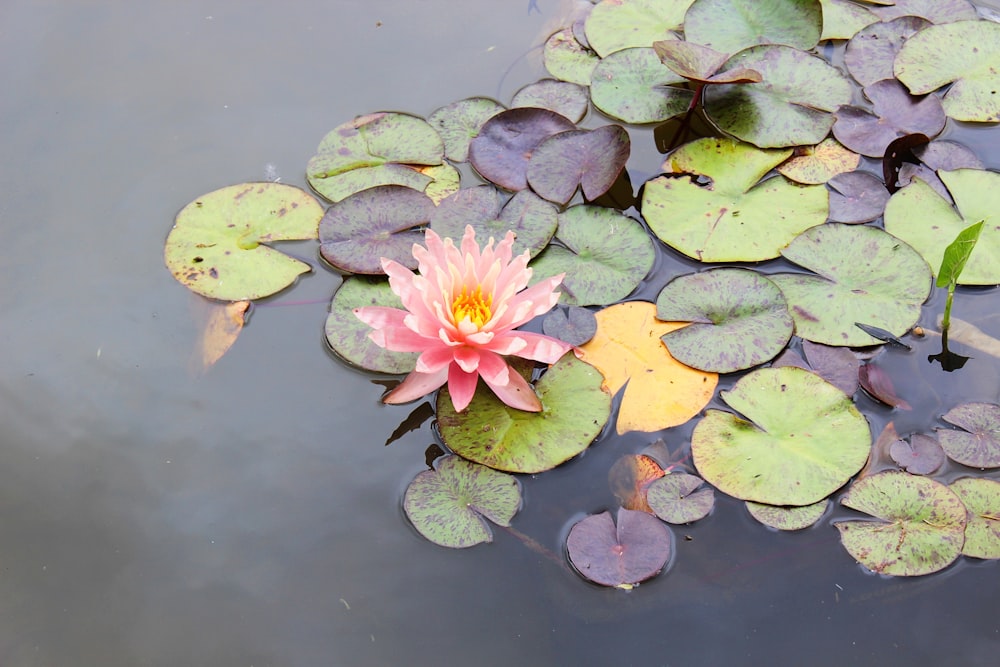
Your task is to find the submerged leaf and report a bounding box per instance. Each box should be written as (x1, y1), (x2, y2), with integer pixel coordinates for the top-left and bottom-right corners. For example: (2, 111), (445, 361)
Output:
(609, 454), (667, 512)
(566, 508), (673, 588)
(197, 300), (250, 370)
(859, 362), (912, 410)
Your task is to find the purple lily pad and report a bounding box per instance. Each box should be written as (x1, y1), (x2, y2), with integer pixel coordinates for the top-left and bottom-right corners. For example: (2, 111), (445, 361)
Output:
(870, 0), (978, 24)
(914, 140), (985, 171)
(827, 171), (890, 224)
(566, 508), (673, 588)
(429, 185), (503, 238)
(833, 79), (946, 158)
(937, 402), (1000, 468)
(511, 79), (590, 123)
(890, 433), (946, 475)
(859, 362), (912, 411)
(526, 125), (630, 205)
(542, 305), (598, 346)
(802, 341), (860, 396)
(896, 163), (952, 202)
(318, 185), (435, 274)
(844, 16), (930, 87)
(646, 473), (715, 524)
(468, 107), (576, 192)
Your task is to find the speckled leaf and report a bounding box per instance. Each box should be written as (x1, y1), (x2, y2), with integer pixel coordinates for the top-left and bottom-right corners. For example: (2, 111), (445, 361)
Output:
(802, 341), (859, 395)
(895, 20), (1000, 122)
(403, 455), (521, 549)
(527, 125), (630, 205)
(609, 454), (667, 512)
(318, 185), (435, 274)
(938, 402), (1000, 468)
(511, 79), (589, 123)
(835, 471), (967, 576)
(647, 473), (716, 524)
(655, 268), (793, 373)
(833, 79), (946, 158)
(950, 478), (1000, 559)
(496, 190), (560, 258)
(429, 185), (503, 238)
(871, 0), (977, 23)
(776, 138), (860, 185)
(165, 182), (323, 301)
(746, 499), (828, 530)
(685, 0), (823, 53)
(468, 108), (576, 192)
(827, 171), (889, 224)
(692, 366), (871, 506)
(427, 98), (505, 163)
(543, 27), (600, 86)
(770, 224), (932, 346)
(819, 0), (878, 41)
(914, 141), (984, 172)
(566, 509), (673, 588)
(584, 0), (692, 57)
(890, 434), (945, 475)
(420, 163), (461, 205)
(325, 277), (418, 374)
(641, 137), (827, 262)
(542, 305), (598, 346)
(436, 354), (610, 474)
(844, 17), (929, 87)
(590, 47), (694, 124)
(703, 45), (853, 147)
(653, 40), (762, 84)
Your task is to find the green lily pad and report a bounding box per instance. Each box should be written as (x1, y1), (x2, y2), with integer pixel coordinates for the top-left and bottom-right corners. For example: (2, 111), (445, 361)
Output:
(827, 171), (889, 224)
(884, 169), (1000, 285)
(746, 499), (828, 530)
(165, 182), (323, 301)
(770, 224), (932, 346)
(832, 79), (946, 158)
(543, 27), (601, 86)
(835, 471), (967, 576)
(567, 508), (673, 588)
(427, 98), (505, 163)
(819, 0), (878, 41)
(937, 402), (1000, 469)
(403, 455), (521, 549)
(436, 354), (611, 474)
(526, 125), (631, 205)
(528, 205), (655, 306)
(655, 268), (793, 373)
(685, 0), (823, 53)
(306, 112), (444, 202)
(641, 137), (827, 262)
(646, 473), (716, 524)
(590, 47), (694, 124)
(950, 478), (1000, 559)
(468, 107), (576, 192)
(844, 16), (929, 87)
(872, 0), (977, 23)
(318, 185), (435, 274)
(583, 0), (692, 57)
(653, 40), (762, 84)
(703, 44), (853, 147)
(324, 276), (418, 374)
(511, 79), (589, 124)
(692, 366), (871, 506)
(895, 19), (1000, 122)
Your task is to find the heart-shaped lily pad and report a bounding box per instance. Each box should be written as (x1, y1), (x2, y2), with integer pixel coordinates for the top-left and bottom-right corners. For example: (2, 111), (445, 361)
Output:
(583, 0), (690, 57)
(165, 182), (324, 301)
(833, 79), (946, 158)
(542, 305), (598, 346)
(436, 354), (610, 474)
(646, 473), (716, 524)
(890, 434), (945, 475)
(325, 276), (419, 374)
(692, 366), (871, 506)
(801, 341), (859, 396)
(543, 27), (601, 86)
(937, 402), (1000, 469)
(949, 478), (1000, 559)
(566, 508), (673, 588)
(685, 0), (823, 53)
(403, 455), (521, 549)
(427, 98), (505, 163)
(819, 0), (878, 41)
(655, 268), (793, 373)
(429, 185), (502, 237)
(511, 79), (589, 123)
(589, 47), (694, 124)
(526, 125), (631, 205)
(468, 107), (576, 192)
(775, 138), (860, 185)
(871, 0), (977, 23)
(746, 499), (828, 530)
(835, 471), (967, 576)
(769, 224), (932, 346)
(844, 16), (930, 87)
(827, 170), (889, 224)
(318, 185), (435, 274)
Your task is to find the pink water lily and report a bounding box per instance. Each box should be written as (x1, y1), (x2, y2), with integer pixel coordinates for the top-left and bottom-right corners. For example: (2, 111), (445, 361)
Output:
(354, 225), (572, 412)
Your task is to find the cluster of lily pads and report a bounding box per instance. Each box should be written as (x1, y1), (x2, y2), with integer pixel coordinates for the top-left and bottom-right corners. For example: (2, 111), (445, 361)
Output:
(164, 0), (1000, 587)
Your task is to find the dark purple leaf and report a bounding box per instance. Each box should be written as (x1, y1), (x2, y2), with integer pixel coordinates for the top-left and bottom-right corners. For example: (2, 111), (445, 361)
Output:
(882, 133), (929, 194)
(870, 0), (978, 24)
(896, 163), (953, 202)
(526, 125), (630, 205)
(890, 434), (946, 475)
(802, 340), (860, 396)
(771, 348), (809, 370)
(833, 79), (945, 158)
(913, 140), (984, 171)
(827, 171), (889, 224)
(844, 17), (930, 87)
(566, 509), (672, 588)
(859, 362), (912, 410)
(542, 305), (598, 346)
(468, 107), (576, 191)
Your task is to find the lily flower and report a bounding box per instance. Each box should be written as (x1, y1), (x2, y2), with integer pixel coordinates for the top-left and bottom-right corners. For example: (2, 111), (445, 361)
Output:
(354, 225), (571, 412)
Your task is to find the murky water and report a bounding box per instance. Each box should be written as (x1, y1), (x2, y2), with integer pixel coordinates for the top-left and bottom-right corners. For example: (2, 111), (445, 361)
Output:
(0, 1), (997, 665)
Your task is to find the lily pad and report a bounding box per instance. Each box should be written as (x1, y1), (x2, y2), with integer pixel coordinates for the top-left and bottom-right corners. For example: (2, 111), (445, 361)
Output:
(511, 79), (589, 123)
(653, 40), (762, 84)
(318, 185), (435, 274)
(542, 305), (598, 346)
(937, 402), (1000, 469)
(528, 205), (654, 306)
(468, 107), (576, 192)
(833, 79), (946, 158)
(844, 16), (930, 87)
(609, 454), (668, 512)
(527, 125), (631, 205)
(819, 0), (879, 41)
(429, 185), (502, 236)
(890, 434), (945, 475)
(655, 268), (793, 373)
(543, 27), (600, 86)
(871, 0), (977, 23)
(165, 182), (324, 301)
(325, 276), (419, 374)
(949, 478), (1000, 559)
(835, 471), (967, 576)
(403, 455), (521, 549)
(420, 163), (461, 204)
(590, 47), (694, 124)
(692, 366), (871, 506)
(746, 499), (828, 530)
(436, 354), (610, 474)
(641, 137), (827, 262)
(427, 98), (505, 163)
(685, 0), (823, 53)
(827, 170), (889, 224)
(647, 473), (716, 524)
(583, 0), (691, 57)
(775, 138), (860, 185)
(895, 19), (1000, 122)
(914, 141), (984, 172)
(801, 340), (859, 396)
(769, 224), (932, 347)
(566, 508), (673, 588)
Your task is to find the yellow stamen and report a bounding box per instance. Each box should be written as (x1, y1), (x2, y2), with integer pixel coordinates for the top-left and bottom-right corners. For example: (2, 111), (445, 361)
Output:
(452, 285), (492, 328)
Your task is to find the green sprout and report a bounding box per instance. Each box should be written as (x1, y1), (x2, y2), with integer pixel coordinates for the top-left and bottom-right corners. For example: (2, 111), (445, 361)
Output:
(929, 220), (984, 370)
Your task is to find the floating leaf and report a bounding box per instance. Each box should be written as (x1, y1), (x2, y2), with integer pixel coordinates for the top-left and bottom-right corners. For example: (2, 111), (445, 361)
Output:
(511, 79), (589, 123)
(528, 205), (654, 306)
(859, 362), (912, 410)
(318, 185), (435, 274)
(890, 434), (945, 475)
(950, 478), (1000, 559)
(655, 268), (793, 373)
(914, 141), (984, 172)
(647, 473), (715, 524)
(871, 0), (977, 23)
(197, 300), (250, 370)
(692, 366), (870, 505)
(895, 19), (1000, 122)
(844, 16), (929, 87)
(583, 0), (691, 57)
(427, 98), (505, 163)
(566, 509), (673, 588)
(419, 163), (461, 204)
(802, 341), (859, 396)
(641, 137), (827, 262)
(833, 79), (946, 158)
(403, 455), (521, 549)
(429, 185), (502, 237)
(543, 27), (601, 86)
(590, 47), (694, 124)
(325, 277), (418, 374)
(776, 138), (860, 185)
(165, 183), (323, 301)
(685, 0), (823, 53)
(542, 305), (598, 346)
(609, 454), (667, 512)
(653, 40), (761, 84)
(436, 354), (610, 474)
(576, 302), (718, 435)
(819, 0), (879, 41)
(835, 471), (967, 576)
(527, 125), (631, 205)
(468, 108), (576, 192)
(937, 402), (1000, 469)
(827, 171), (889, 224)
(746, 499), (828, 530)
(770, 224), (932, 347)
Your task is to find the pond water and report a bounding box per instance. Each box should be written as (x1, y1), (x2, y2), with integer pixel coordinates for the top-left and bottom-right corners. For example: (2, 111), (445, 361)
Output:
(1, 1), (998, 665)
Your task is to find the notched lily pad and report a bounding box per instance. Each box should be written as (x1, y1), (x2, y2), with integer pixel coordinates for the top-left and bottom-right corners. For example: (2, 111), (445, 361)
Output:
(511, 79), (589, 123)
(527, 125), (631, 205)
(776, 138), (860, 185)
(325, 276), (419, 374)
(937, 402), (1000, 469)
(844, 16), (929, 87)
(827, 171), (889, 224)
(685, 0), (823, 53)
(646, 473), (715, 524)
(543, 305), (598, 346)
(590, 47), (694, 124)
(427, 98), (505, 163)
(543, 27), (600, 86)
(890, 433), (945, 475)
(746, 499), (828, 530)
(833, 79), (946, 158)
(819, 0), (879, 41)
(566, 508), (673, 588)
(583, 0), (690, 57)
(949, 478), (1000, 559)
(872, 0), (977, 24)
(468, 107), (576, 192)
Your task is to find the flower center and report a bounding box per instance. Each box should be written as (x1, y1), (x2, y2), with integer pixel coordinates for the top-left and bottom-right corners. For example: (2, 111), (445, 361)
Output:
(452, 285), (493, 328)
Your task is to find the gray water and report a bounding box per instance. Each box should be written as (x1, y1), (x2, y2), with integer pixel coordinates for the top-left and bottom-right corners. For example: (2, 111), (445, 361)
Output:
(1, 2), (997, 666)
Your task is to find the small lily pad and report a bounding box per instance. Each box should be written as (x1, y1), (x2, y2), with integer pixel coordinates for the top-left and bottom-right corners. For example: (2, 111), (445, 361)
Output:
(647, 473), (715, 524)
(542, 305), (598, 346)
(746, 499), (828, 530)
(468, 108), (576, 192)
(844, 16), (930, 87)
(835, 471), (967, 576)
(801, 341), (859, 396)
(511, 79), (589, 123)
(609, 454), (668, 512)
(890, 434), (945, 475)
(566, 508), (673, 588)
(827, 171), (889, 224)
(427, 98), (505, 163)
(776, 138), (860, 185)
(833, 79), (946, 158)
(685, 0), (823, 53)
(949, 478), (1000, 559)
(403, 455), (521, 549)
(527, 125), (631, 205)
(583, 0), (690, 57)
(937, 402), (1000, 469)
(589, 47), (694, 124)
(543, 27), (600, 86)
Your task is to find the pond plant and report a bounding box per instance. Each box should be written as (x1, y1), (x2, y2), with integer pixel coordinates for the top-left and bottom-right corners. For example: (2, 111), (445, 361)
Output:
(165, 0), (1000, 587)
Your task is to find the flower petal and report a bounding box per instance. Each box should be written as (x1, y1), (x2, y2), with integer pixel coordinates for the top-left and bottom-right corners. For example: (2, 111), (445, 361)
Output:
(506, 331), (572, 363)
(447, 363), (480, 412)
(383, 367), (448, 405)
(415, 345), (458, 374)
(453, 346), (481, 373)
